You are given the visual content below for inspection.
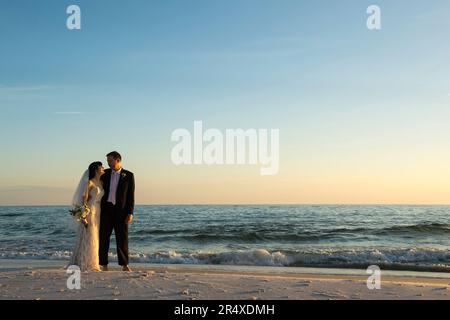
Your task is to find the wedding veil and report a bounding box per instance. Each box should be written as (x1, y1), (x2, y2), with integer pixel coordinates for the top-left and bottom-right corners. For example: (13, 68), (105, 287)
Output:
(71, 169), (89, 207)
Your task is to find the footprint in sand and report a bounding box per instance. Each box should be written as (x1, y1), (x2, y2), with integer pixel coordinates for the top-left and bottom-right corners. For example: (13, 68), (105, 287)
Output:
(433, 287), (448, 291)
(180, 288), (190, 295)
(297, 282), (310, 287)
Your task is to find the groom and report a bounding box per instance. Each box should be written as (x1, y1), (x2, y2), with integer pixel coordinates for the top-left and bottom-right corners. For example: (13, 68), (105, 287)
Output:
(99, 151), (135, 272)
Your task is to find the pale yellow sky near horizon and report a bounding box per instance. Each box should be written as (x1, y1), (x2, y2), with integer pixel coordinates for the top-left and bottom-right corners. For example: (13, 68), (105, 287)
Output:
(1, 160), (450, 205)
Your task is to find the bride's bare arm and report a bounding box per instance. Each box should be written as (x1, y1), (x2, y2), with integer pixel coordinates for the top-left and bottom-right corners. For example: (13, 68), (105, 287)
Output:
(82, 181), (93, 204)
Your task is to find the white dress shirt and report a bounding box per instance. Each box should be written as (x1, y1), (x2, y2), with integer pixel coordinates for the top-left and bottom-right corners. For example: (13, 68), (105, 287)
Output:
(107, 168), (122, 205)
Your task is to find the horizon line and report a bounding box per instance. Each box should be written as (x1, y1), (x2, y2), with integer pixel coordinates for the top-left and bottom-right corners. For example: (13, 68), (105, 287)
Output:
(1, 203), (450, 207)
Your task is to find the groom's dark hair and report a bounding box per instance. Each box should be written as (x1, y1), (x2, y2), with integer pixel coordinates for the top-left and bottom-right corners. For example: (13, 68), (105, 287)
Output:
(107, 151), (122, 162)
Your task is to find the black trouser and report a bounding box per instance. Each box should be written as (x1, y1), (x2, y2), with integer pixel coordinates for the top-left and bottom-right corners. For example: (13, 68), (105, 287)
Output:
(99, 202), (129, 266)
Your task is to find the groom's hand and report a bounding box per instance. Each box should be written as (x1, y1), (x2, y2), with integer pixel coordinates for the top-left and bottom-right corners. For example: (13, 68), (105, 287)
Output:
(125, 214), (133, 224)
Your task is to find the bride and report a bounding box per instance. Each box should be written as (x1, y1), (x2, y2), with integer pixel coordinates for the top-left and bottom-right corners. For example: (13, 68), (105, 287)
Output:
(69, 161), (105, 272)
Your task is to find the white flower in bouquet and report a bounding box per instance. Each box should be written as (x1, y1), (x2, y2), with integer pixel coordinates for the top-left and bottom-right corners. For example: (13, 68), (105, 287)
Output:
(69, 204), (90, 228)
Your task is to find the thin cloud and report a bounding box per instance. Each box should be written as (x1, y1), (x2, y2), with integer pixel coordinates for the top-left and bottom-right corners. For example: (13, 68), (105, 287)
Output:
(0, 84), (60, 101)
(0, 185), (72, 192)
(0, 84), (56, 93)
(128, 36), (310, 62)
(0, 185), (73, 205)
(54, 111), (89, 115)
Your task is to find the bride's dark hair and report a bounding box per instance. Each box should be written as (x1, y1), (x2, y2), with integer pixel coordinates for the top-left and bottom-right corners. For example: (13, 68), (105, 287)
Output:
(88, 162), (102, 180)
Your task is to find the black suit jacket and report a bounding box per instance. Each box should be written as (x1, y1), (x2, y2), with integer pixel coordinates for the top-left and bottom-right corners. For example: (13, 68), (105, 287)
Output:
(101, 168), (135, 215)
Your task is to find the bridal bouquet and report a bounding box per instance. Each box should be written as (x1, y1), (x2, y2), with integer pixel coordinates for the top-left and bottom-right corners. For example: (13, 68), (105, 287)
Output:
(69, 204), (90, 228)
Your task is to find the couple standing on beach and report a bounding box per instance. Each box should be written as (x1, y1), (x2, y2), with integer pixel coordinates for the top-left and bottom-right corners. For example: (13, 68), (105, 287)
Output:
(69, 151), (135, 272)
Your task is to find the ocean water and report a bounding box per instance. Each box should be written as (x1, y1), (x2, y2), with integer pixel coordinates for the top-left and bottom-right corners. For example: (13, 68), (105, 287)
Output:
(0, 205), (449, 272)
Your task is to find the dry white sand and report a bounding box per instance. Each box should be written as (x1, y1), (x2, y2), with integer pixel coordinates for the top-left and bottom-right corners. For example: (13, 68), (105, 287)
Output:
(0, 261), (449, 300)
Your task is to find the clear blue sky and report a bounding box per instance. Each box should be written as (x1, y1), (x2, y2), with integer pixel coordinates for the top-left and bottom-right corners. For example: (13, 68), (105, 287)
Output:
(1, 1), (449, 204)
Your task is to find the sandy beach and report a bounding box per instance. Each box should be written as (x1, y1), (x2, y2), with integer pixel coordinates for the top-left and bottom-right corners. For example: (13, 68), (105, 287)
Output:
(0, 260), (449, 300)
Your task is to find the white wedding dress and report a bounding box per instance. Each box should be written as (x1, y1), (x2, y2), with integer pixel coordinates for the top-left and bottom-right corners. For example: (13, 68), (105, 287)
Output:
(69, 182), (104, 272)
